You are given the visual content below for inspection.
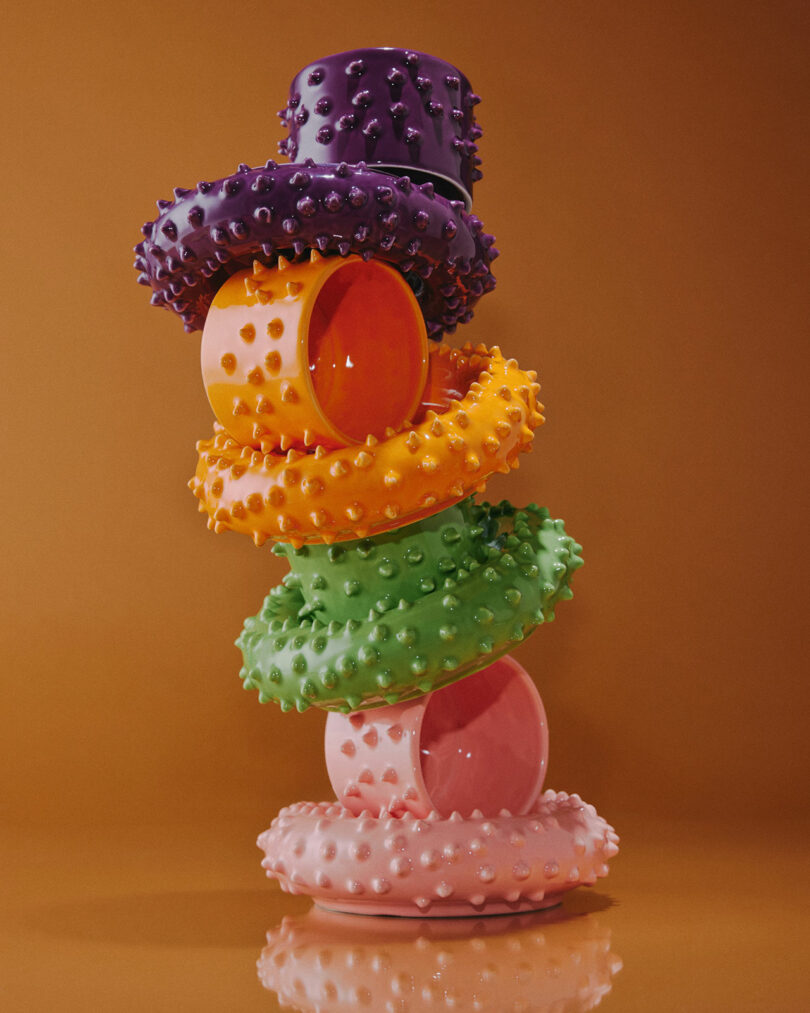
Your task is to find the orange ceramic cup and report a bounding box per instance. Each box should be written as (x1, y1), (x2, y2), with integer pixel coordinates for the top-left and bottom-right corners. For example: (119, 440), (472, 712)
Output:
(190, 342), (543, 546)
(200, 252), (429, 452)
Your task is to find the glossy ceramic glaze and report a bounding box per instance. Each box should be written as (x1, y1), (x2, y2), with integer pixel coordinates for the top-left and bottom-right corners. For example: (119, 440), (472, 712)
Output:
(4, 818), (809, 1010)
(135, 161), (497, 338)
(280, 48), (482, 207)
(201, 253), (427, 451)
(324, 656), (548, 817)
(257, 790), (617, 916)
(190, 343), (542, 546)
(258, 906), (621, 1011)
(237, 503), (582, 713)
(307, 259), (427, 441)
(5, 0), (808, 1003)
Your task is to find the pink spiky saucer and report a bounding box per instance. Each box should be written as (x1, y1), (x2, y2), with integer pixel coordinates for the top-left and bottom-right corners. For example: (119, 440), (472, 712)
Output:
(257, 789), (618, 917)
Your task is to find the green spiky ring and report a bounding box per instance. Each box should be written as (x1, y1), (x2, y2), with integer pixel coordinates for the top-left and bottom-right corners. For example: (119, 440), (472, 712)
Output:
(236, 499), (583, 713)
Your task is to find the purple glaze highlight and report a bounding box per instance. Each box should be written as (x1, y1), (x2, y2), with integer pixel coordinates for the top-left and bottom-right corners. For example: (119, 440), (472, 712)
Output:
(134, 160), (497, 335)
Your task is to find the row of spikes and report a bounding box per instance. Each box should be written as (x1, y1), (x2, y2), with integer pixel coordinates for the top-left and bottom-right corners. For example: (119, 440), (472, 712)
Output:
(258, 544), (565, 629)
(294, 55), (473, 88)
(193, 408), (537, 489)
(279, 133), (483, 186)
(190, 421), (542, 546)
(237, 531), (580, 711)
(137, 158), (488, 236)
(134, 160), (497, 331)
(251, 528), (574, 633)
(148, 270), (491, 339)
(273, 790), (616, 826)
(269, 796), (617, 869)
(281, 54), (481, 106)
(240, 518), (578, 630)
(274, 512), (475, 561)
(267, 500), (557, 563)
(280, 104), (482, 135)
(261, 796), (616, 904)
(189, 346), (541, 452)
(241, 566), (559, 650)
(268, 524), (563, 619)
(204, 340), (540, 430)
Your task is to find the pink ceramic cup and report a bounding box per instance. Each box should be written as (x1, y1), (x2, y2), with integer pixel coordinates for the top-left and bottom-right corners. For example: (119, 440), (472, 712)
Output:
(324, 655), (549, 819)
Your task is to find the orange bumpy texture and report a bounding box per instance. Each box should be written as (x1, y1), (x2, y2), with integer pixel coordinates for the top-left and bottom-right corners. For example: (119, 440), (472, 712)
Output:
(189, 343), (544, 546)
(200, 252), (428, 452)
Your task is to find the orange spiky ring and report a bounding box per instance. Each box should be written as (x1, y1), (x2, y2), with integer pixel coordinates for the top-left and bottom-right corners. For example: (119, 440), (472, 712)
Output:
(189, 343), (544, 547)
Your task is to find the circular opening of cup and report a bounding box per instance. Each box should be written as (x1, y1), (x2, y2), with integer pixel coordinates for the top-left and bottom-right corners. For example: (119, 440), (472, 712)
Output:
(307, 260), (428, 442)
(419, 658), (547, 817)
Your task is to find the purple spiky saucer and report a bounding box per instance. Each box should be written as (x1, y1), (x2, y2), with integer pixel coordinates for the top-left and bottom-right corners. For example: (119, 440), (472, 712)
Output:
(134, 160), (497, 336)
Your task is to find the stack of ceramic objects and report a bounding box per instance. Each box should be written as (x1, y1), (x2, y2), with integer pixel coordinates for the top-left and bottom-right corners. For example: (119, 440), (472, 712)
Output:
(135, 47), (618, 916)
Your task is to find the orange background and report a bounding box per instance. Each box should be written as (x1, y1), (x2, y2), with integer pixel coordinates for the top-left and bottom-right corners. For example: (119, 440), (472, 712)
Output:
(2, 1), (808, 1009)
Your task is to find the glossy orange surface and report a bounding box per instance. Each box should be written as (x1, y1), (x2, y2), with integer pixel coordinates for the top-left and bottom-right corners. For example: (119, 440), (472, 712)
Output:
(201, 253), (428, 451)
(2, 1), (809, 1010)
(190, 343), (542, 546)
(4, 816), (808, 1011)
(307, 258), (427, 443)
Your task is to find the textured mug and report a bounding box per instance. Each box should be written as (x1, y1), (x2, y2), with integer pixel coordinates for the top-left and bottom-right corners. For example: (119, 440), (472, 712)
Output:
(324, 655), (549, 817)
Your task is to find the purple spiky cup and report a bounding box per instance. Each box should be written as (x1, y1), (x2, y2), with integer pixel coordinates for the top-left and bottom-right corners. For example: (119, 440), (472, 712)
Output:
(134, 48), (497, 336)
(279, 48), (483, 209)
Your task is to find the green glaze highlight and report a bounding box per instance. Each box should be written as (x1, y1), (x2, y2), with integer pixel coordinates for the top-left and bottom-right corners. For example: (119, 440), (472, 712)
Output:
(272, 499), (493, 623)
(236, 500), (583, 713)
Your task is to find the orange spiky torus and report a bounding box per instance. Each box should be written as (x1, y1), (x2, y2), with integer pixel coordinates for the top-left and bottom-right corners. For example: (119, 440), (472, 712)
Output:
(189, 343), (544, 547)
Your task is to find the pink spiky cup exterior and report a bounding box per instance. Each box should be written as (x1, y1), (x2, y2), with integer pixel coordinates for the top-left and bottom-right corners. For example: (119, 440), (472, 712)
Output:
(324, 655), (549, 819)
(257, 791), (618, 917)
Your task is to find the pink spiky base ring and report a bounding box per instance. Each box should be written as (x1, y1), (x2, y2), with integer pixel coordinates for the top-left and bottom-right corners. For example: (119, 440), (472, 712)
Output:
(135, 46), (618, 918)
(258, 657), (617, 916)
(259, 791), (617, 917)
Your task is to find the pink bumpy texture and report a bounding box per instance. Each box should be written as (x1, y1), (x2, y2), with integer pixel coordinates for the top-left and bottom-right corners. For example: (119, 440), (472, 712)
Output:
(257, 790), (618, 917)
(324, 656), (548, 819)
(258, 907), (622, 1011)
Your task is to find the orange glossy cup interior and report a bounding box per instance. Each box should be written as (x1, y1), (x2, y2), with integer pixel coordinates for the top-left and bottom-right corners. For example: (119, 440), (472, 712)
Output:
(200, 254), (429, 451)
(307, 259), (427, 443)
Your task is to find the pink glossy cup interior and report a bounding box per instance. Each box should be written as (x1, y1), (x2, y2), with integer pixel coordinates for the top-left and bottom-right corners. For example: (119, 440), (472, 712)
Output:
(418, 657), (547, 816)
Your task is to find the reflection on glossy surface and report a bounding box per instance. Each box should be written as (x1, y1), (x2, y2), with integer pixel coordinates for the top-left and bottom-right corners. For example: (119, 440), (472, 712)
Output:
(258, 903), (621, 1011)
(5, 820), (810, 1010)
